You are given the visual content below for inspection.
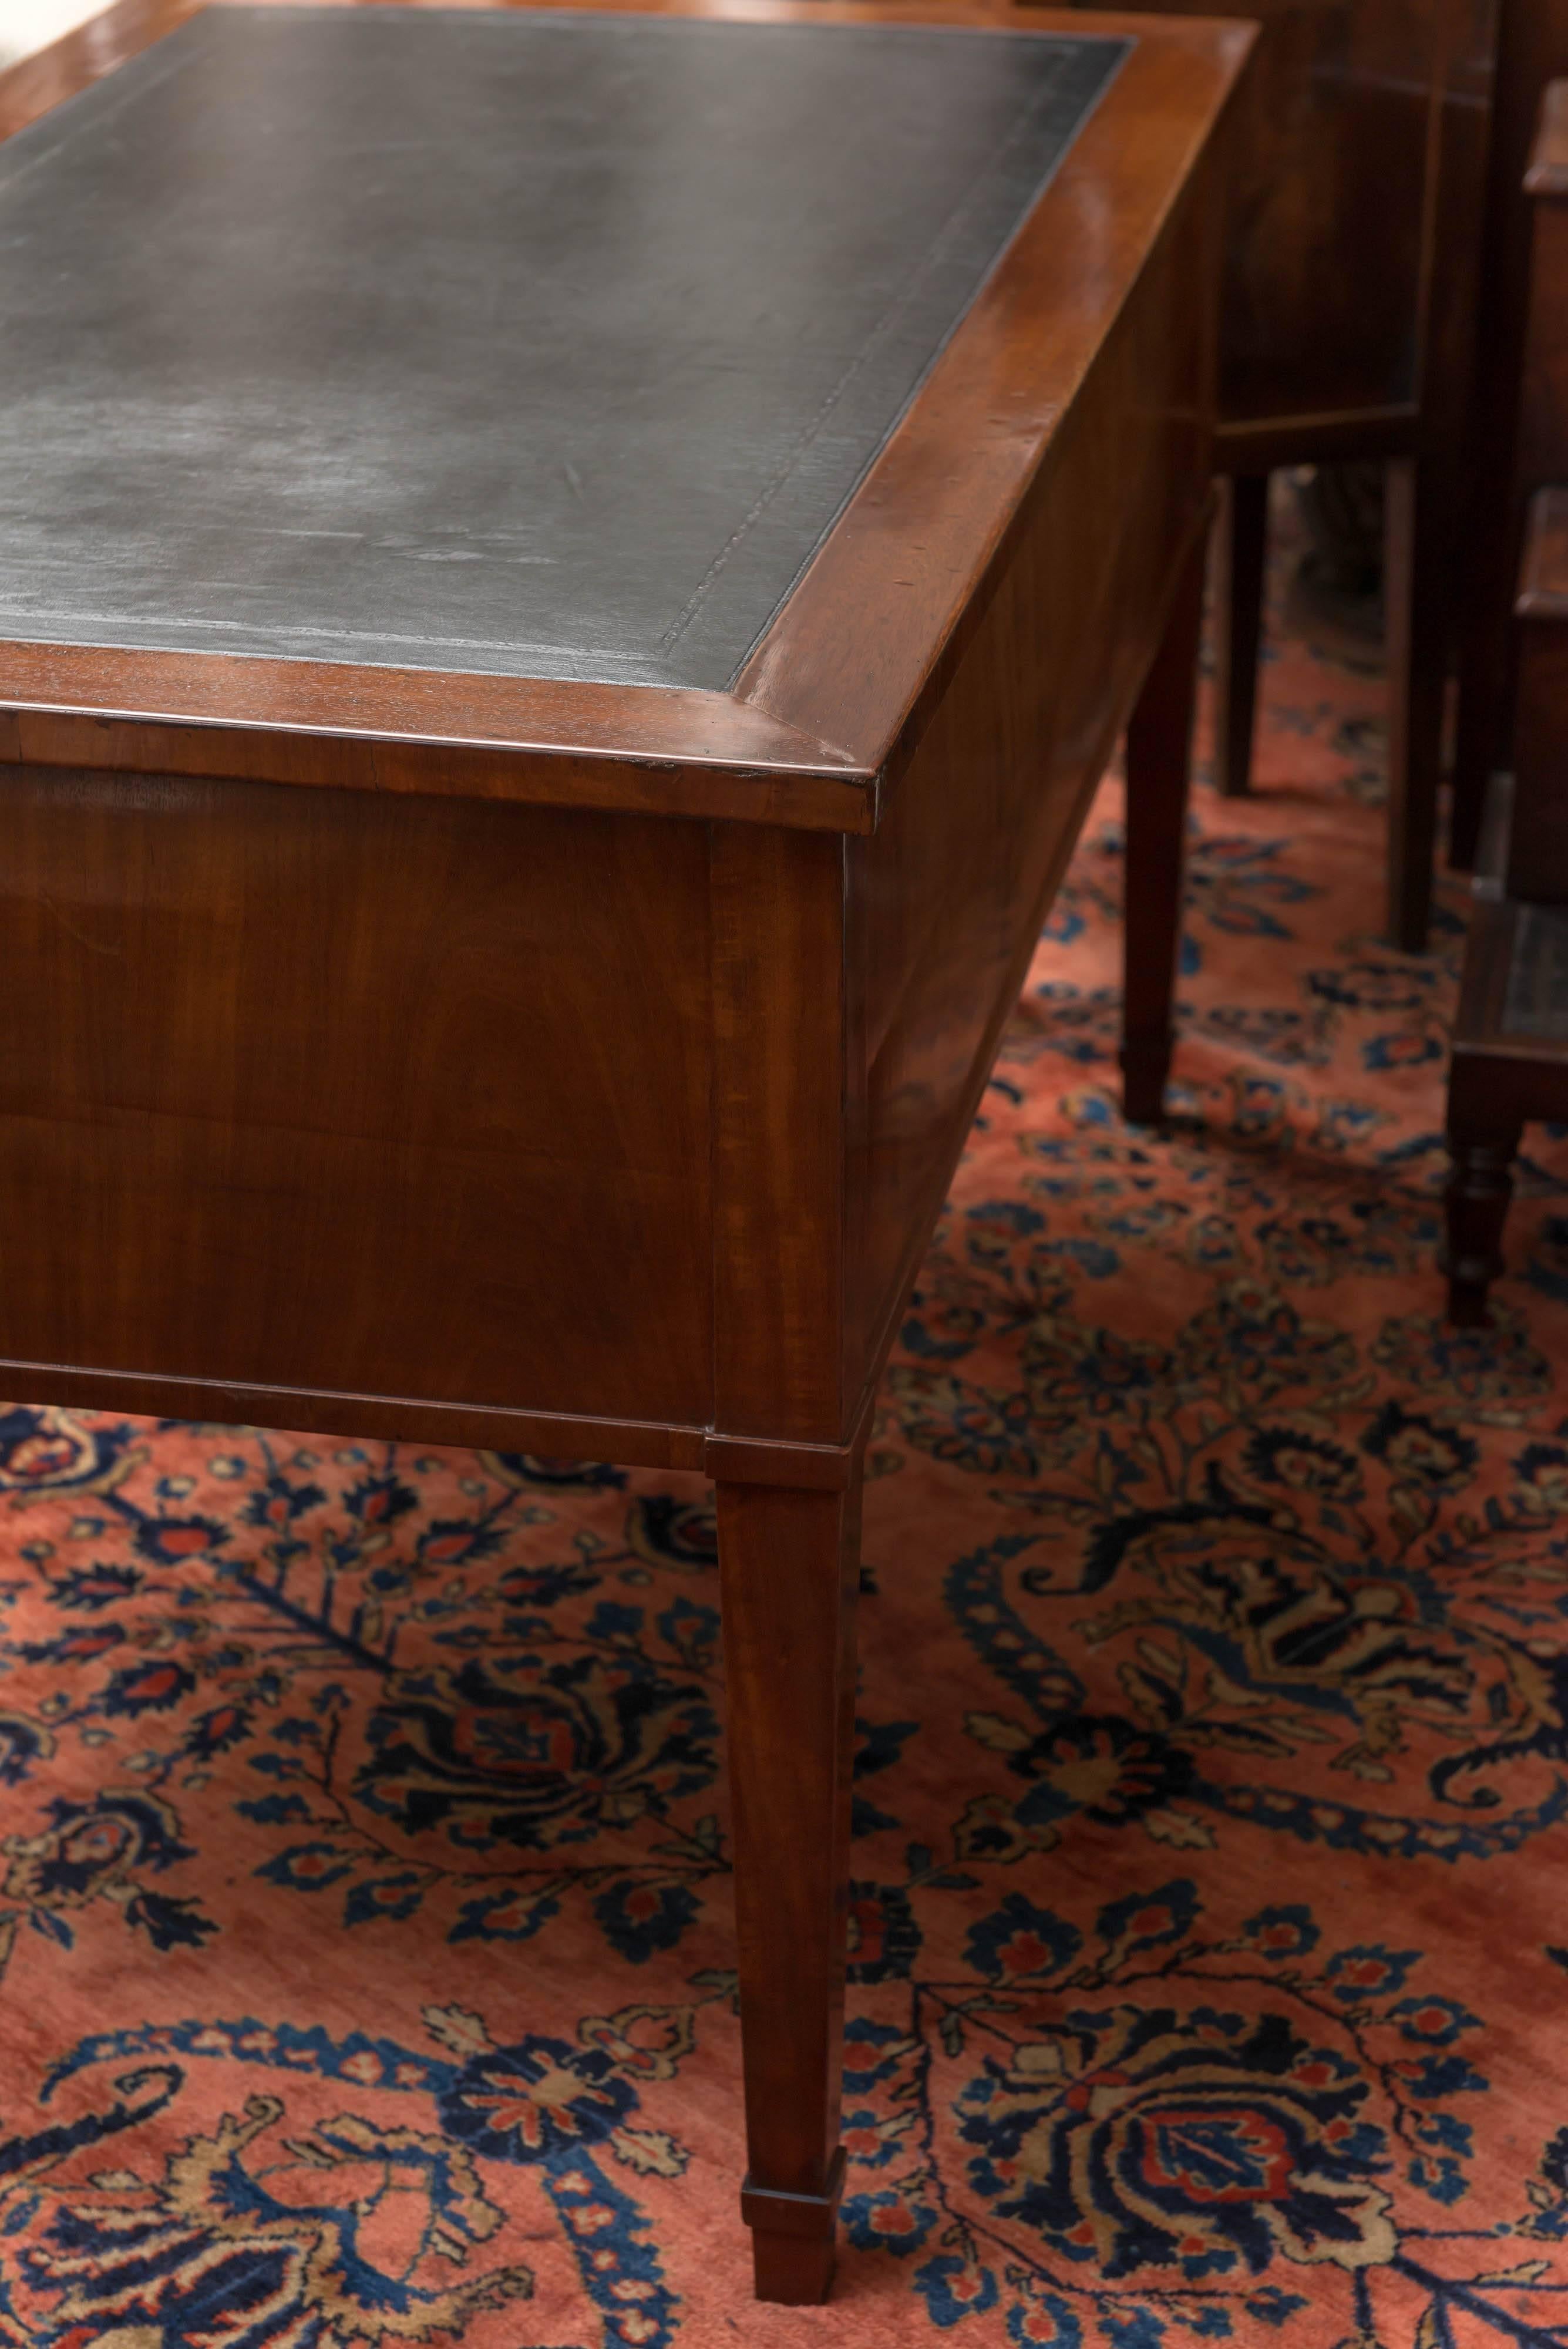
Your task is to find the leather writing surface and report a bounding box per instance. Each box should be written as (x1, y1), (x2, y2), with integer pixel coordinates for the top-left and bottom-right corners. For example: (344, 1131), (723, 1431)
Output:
(0, 6), (1125, 686)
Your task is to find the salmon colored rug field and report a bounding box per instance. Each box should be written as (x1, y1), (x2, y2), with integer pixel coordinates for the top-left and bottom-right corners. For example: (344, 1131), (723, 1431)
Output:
(4, 546), (1568, 2349)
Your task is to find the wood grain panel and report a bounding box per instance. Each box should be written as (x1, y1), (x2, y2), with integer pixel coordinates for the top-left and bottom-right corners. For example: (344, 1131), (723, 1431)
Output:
(0, 770), (714, 1422)
(710, 823), (848, 1444)
(1520, 137), (1568, 490)
(1047, 0), (1496, 436)
(844, 129), (1219, 1402)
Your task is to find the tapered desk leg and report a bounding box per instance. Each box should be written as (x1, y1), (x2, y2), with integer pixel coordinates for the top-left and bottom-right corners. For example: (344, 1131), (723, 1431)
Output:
(1122, 525), (1206, 1128)
(1444, 1086), (1521, 1328)
(1212, 472), (1268, 800)
(1385, 456), (1448, 954)
(718, 1469), (862, 2304)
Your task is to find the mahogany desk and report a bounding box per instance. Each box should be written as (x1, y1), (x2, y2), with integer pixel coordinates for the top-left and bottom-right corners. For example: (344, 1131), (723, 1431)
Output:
(0, 0), (1248, 2301)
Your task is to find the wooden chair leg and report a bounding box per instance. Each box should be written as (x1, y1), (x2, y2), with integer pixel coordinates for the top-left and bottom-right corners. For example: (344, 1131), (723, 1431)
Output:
(718, 1469), (861, 2305)
(1122, 522), (1206, 1127)
(1385, 455), (1449, 953)
(1212, 472), (1268, 799)
(1444, 1108), (1522, 1327)
(1447, 727), (1495, 877)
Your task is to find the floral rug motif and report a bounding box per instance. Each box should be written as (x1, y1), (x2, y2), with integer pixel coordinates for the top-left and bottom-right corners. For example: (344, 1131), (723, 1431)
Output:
(4, 541), (1568, 2349)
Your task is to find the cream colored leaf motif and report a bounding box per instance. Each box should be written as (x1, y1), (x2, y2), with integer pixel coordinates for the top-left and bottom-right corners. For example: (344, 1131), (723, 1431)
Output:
(1182, 1720), (1296, 1756)
(1199, 1665), (1280, 1714)
(609, 2125), (688, 2178)
(1135, 1637), (1184, 1681)
(964, 1712), (1034, 1755)
(1118, 1664), (1177, 1728)
(1139, 1806), (1216, 1849)
(423, 2004), (493, 2059)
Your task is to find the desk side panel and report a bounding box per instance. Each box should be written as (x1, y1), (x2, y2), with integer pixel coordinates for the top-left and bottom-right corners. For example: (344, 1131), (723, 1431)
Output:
(847, 147), (1217, 1401)
(0, 770), (712, 1428)
(710, 822), (849, 1446)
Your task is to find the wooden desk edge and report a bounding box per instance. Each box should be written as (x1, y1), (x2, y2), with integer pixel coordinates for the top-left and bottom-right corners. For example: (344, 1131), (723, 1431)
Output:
(0, 668), (883, 833)
(731, 11), (1254, 772)
(0, 0), (1251, 834)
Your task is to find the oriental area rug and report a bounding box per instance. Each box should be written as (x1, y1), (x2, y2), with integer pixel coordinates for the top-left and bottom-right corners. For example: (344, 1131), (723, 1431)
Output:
(4, 540), (1568, 2349)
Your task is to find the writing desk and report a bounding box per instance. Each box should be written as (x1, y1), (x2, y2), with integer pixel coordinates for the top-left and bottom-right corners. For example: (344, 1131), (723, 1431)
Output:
(0, 0), (1249, 2300)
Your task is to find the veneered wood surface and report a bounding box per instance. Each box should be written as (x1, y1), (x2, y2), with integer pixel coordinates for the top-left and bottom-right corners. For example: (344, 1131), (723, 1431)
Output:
(0, 663), (874, 833)
(0, 771), (714, 1426)
(711, 824), (849, 1446)
(1044, 0), (1496, 445)
(0, 0), (1247, 1474)
(840, 125), (1220, 1406)
(0, 0), (1249, 1476)
(1521, 147), (1568, 493)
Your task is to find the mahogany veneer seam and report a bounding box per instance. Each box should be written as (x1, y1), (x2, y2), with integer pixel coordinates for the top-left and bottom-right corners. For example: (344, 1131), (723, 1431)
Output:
(0, 1354), (879, 1488)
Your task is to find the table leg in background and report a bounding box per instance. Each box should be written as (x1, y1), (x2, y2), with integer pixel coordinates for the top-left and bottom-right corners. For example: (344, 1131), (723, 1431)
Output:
(1122, 523), (1206, 1126)
(1212, 471), (1268, 800)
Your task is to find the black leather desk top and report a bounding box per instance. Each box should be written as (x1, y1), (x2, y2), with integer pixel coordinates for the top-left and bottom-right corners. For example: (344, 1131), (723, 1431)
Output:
(0, 6), (1125, 687)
